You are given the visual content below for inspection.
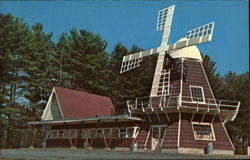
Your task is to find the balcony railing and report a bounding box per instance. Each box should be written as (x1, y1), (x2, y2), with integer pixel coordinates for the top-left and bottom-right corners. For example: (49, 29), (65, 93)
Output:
(126, 94), (240, 121)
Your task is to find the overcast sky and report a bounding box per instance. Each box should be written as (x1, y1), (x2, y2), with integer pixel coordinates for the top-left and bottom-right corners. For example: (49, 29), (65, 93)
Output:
(0, 0), (248, 75)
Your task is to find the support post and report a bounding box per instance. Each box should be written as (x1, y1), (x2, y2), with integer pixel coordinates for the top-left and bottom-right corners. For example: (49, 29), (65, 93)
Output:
(108, 119), (118, 148)
(67, 129), (74, 148)
(177, 112), (181, 147)
(29, 126), (37, 148)
(90, 121), (99, 148)
(164, 111), (170, 121)
(101, 128), (109, 149)
(73, 129), (81, 148)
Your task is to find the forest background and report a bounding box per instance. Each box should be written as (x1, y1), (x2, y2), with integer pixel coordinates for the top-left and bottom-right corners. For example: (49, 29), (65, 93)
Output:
(0, 14), (249, 154)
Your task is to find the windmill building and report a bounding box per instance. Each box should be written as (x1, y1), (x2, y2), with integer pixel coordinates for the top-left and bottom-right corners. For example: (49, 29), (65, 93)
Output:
(28, 5), (240, 155)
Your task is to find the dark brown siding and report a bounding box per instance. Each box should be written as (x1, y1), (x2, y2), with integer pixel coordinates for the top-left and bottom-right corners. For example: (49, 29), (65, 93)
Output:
(134, 122), (151, 148)
(179, 115), (234, 150)
(162, 121), (178, 148)
(182, 60), (214, 100)
(181, 60), (217, 109)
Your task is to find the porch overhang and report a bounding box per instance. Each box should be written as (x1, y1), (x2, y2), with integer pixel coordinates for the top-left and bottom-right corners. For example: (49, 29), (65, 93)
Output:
(28, 115), (145, 126)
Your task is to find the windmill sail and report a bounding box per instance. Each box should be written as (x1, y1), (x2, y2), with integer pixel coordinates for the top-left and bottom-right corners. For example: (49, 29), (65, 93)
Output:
(120, 22), (215, 73)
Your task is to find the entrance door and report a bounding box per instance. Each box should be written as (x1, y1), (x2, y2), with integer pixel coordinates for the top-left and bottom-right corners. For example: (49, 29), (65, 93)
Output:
(152, 125), (167, 150)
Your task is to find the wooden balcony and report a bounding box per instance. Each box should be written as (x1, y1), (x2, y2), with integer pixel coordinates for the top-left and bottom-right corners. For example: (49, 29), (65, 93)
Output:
(127, 95), (240, 122)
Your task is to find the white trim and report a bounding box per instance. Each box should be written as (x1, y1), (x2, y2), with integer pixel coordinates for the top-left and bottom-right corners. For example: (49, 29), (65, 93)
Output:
(221, 122), (235, 150)
(177, 112), (181, 147)
(41, 89), (54, 120)
(189, 85), (206, 103)
(191, 122), (216, 141)
(179, 58), (184, 108)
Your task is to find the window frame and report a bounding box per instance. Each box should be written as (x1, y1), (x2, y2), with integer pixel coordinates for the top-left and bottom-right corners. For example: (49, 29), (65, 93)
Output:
(191, 122), (216, 141)
(50, 127), (139, 139)
(189, 85), (205, 103)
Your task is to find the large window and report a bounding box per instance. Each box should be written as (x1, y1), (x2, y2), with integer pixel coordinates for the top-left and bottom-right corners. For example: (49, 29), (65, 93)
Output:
(192, 122), (215, 141)
(48, 129), (77, 139)
(190, 86), (205, 102)
(49, 127), (139, 139)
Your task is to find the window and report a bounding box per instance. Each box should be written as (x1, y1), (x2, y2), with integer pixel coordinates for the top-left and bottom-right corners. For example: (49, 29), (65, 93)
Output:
(127, 128), (134, 138)
(190, 86), (205, 102)
(69, 129), (77, 139)
(96, 129), (103, 138)
(192, 122), (215, 141)
(104, 128), (111, 138)
(113, 129), (119, 138)
(119, 128), (127, 138)
(49, 130), (58, 139)
(58, 130), (64, 138)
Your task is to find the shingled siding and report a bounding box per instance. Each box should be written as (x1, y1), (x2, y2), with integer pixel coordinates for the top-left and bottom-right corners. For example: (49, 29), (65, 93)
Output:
(181, 60), (217, 109)
(179, 116), (234, 150)
(134, 122), (151, 149)
(162, 121), (178, 148)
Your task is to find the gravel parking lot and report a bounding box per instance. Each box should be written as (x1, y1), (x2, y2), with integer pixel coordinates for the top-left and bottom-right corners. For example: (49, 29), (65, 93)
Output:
(0, 148), (249, 160)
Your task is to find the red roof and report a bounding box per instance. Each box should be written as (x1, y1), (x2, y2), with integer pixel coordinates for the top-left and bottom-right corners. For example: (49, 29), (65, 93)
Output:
(54, 86), (114, 119)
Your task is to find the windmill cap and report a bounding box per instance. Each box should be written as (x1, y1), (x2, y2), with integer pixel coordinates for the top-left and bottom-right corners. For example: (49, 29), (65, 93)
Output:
(169, 37), (203, 61)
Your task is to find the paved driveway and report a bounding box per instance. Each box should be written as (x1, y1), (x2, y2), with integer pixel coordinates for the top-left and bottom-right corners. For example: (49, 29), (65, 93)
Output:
(0, 148), (249, 159)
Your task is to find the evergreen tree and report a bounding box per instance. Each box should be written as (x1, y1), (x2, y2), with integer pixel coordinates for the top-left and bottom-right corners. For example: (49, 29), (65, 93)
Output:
(56, 29), (110, 96)
(202, 54), (223, 98)
(0, 14), (31, 148)
(223, 71), (249, 154)
(22, 23), (58, 121)
(109, 43), (157, 113)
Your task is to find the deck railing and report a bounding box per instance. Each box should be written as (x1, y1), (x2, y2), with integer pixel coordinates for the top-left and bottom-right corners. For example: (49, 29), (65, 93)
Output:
(127, 94), (240, 117)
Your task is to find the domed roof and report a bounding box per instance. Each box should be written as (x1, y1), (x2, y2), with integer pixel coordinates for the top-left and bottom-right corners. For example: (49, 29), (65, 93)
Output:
(169, 38), (203, 61)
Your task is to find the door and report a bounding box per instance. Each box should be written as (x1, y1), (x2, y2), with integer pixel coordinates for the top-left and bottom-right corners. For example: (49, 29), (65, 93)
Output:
(152, 125), (167, 150)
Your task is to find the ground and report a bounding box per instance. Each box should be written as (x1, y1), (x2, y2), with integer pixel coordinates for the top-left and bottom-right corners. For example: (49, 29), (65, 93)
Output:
(0, 148), (249, 160)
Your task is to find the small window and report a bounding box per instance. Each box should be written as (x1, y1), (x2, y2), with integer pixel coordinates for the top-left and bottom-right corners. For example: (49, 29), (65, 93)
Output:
(127, 128), (134, 138)
(119, 128), (127, 138)
(113, 129), (119, 138)
(58, 130), (64, 138)
(89, 129), (96, 138)
(190, 86), (205, 102)
(63, 130), (68, 139)
(49, 130), (58, 139)
(96, 129), (103, 138)
(103, 128), (111, 138)
(192, 122), (215, 141)
(81, 130), (87, 139)
(69, 129), (77, 139)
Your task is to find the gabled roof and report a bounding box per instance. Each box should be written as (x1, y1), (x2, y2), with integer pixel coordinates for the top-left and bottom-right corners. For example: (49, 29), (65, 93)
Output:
(42, 86), (115, 120)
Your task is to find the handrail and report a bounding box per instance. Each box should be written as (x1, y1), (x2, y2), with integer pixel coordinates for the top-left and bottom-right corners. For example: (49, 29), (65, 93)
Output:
(127, 95), (240, 112)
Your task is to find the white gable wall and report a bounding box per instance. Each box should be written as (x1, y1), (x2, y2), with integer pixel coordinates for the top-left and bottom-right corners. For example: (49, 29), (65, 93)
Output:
(41, 88), (63, 121)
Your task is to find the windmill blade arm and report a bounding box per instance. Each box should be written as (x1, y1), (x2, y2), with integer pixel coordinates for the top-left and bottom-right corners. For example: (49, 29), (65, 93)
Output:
(161, 35), (213, 52)
(186, 22), (214, 41)
(120, 32), (213, 73)
(120, 48), (159, 73)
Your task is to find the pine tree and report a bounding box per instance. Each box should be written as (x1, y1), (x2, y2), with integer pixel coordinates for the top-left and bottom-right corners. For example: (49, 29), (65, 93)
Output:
(0, 14), (32, 148)
(56, 29), (110, 96)
(22, 23), (58, 121)
(202, 54), (223, 98)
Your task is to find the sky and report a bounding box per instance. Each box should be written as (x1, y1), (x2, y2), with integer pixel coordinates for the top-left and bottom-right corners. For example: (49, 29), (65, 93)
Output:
(0, 0), (249, 75)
